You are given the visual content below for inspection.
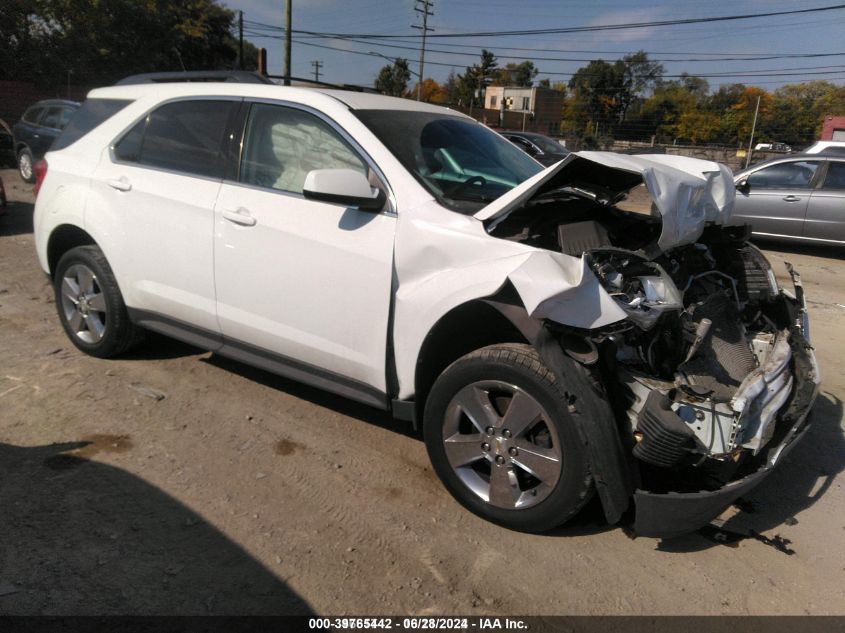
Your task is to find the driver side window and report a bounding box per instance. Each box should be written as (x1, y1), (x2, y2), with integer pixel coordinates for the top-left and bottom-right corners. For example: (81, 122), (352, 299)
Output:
(239, 104), (366, 194)
(747, 161), (820, 189)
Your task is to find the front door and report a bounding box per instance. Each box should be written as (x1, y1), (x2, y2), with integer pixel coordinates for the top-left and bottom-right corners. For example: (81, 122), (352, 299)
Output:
(213, 102), (396, 396)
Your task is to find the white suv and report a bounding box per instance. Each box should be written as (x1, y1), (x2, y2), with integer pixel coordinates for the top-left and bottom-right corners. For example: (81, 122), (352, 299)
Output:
(34, 76), (819, 537)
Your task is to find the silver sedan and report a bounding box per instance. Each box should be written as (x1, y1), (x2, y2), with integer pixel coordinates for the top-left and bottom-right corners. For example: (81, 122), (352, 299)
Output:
(733, 153), (845, 245)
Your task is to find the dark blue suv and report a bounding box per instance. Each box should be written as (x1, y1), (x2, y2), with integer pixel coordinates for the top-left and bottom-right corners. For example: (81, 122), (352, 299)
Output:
(13, 99), (80, 182)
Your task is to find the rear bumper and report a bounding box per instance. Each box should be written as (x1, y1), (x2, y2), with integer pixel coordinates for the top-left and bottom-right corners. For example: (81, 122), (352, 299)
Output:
(632, 330), (820, 539)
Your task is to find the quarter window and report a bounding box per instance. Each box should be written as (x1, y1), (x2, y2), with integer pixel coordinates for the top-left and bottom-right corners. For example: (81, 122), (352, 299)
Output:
(113, 100), (235, 179)
(41, 107), (65, 129)
(239, 103), (366, 194)
(747, 161), (820, 189)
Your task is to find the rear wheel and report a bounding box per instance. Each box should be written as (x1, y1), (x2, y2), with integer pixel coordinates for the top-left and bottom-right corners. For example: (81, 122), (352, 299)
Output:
(54, 245), (142, 358)
(18, 148), (34, 183)
(423, 343), (592, 532)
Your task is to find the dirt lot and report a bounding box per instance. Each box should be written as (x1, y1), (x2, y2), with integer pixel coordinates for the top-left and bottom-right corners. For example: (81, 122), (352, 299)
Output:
(1, 167), (843, 615)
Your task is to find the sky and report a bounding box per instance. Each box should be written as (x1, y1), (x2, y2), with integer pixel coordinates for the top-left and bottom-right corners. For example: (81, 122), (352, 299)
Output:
(222, 0), (845, 92)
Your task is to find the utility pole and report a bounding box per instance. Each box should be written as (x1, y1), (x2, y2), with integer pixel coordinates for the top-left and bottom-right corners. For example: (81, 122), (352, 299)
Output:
(412, 0), (433, 101)
(284, 0), (292, 86)
(311, 60), (323, 83)
(745, 94), (761, 169)
(238, 11), (244, 70)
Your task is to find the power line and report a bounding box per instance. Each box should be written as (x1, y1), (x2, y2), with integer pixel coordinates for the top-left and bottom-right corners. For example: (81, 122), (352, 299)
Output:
(270, 36), (845, 81)
(244, 19), (837, 58)
(282, 4), (845, 39)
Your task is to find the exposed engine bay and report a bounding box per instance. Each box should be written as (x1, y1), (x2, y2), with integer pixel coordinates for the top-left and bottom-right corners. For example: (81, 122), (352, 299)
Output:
(488, 176), (816, 496)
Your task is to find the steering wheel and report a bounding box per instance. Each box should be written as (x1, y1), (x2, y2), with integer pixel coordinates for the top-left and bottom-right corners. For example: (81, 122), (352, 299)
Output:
(452, 175), (487, 198)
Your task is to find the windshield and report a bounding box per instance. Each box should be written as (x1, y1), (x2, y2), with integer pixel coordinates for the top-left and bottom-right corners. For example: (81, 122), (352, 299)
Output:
(354, 109), (543, 213)
(525, 134), (567, 154)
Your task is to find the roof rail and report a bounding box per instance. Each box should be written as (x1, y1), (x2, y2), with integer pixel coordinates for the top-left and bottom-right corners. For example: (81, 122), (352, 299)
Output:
(267, 75), (380, 94)
(115, 71), (274, 86)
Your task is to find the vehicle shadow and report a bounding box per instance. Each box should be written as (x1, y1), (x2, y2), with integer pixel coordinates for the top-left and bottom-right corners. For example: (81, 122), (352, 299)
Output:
(119, 331), (207, 362)
(0, 200), (34, 237)
(656, 391), (845, 553)
(203, 354), (418, 440)
(0, 440), (314, 615)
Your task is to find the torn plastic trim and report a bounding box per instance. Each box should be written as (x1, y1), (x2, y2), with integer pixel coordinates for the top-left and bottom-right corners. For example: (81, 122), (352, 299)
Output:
(473, 152), (735, 253)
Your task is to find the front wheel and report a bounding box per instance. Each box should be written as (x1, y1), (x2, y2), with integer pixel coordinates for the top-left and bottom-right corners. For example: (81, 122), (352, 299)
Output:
(54, 245), (142, 358)
(423, 343), (592, 532)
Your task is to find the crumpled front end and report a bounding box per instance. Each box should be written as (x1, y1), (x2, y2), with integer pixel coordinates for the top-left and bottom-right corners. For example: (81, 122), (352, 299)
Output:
(586, 240), (820, 538)
(477, 153), (821, 537)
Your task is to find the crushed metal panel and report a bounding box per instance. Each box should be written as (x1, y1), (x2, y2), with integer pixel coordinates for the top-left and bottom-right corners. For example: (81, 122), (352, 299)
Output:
(473, 152), (735, 252)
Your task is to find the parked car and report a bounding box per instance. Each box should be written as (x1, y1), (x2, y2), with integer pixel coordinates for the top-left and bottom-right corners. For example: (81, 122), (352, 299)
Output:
(754, 142), (791, 152)
(12, 99), (80, 182)
(500, 131), (569, 166)
(733, 153), (845, 245)
(33, 77), (819, 537)
(0, 120), (16, 168)
(802, 140), (845, 155)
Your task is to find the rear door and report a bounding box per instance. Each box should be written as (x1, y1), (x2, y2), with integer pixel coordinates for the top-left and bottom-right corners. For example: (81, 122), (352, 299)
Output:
(733, 160), (822, 238)
(805, 160), (845, 242)
(212, 101), (396, 397)
(89, 98), (239, 334)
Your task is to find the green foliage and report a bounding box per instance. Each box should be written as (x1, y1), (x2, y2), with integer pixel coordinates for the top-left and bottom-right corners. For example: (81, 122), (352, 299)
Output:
(374, 58), (411, 97)
(1, 0), (257, 86)
(495, 61), (538, 87)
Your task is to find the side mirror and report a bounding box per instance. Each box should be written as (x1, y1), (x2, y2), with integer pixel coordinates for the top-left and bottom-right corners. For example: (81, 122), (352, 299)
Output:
(736, 178), (750, 192)
(302, 169), (385, 212)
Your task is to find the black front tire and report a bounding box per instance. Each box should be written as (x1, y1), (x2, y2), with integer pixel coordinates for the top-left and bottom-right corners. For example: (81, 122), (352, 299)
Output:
(54, 245), (143, 358)
(423, 343), (593, 532)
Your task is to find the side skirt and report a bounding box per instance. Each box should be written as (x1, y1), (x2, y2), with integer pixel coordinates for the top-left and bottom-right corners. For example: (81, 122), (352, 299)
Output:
(127, 308), (390, 411)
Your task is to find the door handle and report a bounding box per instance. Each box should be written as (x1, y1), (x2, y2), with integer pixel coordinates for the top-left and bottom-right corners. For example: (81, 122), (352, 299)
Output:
(782, 195), (801, 202)
(107, 177), (132, 192)
(222, 207), (257, 226)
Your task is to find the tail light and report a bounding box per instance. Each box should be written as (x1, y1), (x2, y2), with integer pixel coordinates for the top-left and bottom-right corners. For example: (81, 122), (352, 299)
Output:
(33, 159), (48, 197)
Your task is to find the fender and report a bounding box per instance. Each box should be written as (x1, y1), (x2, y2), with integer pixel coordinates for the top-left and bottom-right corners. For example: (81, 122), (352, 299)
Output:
(482, 296), (634, 525)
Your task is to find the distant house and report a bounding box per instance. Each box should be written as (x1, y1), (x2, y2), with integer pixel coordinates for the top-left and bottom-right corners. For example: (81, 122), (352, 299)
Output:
(483, 86), (563, 136)
(821, 115), (845, 140)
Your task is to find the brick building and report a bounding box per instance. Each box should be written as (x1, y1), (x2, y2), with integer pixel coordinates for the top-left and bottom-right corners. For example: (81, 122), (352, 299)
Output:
(482, 86), (563, 135)
(821, 115), (845, 141)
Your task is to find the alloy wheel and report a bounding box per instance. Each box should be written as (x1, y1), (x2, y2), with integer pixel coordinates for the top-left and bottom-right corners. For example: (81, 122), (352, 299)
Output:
(442, 380), (562, 510)
(19, 152), (32, 181)
(59, 263), (108, 344)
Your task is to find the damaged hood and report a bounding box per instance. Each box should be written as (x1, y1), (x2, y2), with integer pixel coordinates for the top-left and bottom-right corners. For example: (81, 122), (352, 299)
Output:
(473, 151), (735, 252)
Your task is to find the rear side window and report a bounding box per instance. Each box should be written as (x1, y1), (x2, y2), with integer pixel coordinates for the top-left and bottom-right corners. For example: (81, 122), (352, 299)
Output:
(40, 107), (65, 130)
(23, 107), (44, 124)
(114, 100), (235, 179)
(822, 162), (845, 189)
(53, 99), (131, 151)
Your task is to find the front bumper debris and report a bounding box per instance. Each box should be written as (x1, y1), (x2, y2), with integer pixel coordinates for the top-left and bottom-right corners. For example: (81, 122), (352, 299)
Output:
(632, 330), (820, 538)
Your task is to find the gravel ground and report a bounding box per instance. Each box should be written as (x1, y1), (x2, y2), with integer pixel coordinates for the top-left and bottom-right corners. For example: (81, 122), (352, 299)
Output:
(1, 168), (843, 615)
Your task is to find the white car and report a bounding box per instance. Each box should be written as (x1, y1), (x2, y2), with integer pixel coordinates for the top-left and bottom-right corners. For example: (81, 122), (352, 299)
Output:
(34, 75), (819, 537)
(803, 140), (845, 155)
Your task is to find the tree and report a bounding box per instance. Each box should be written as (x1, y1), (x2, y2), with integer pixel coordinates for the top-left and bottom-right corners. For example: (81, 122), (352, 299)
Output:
(622, 51), (664, 95)
(416, 78), (447, 103)
(495, 61), (538, 87)
(374, 58), (411, 97)
(1, 0), (258, 86)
